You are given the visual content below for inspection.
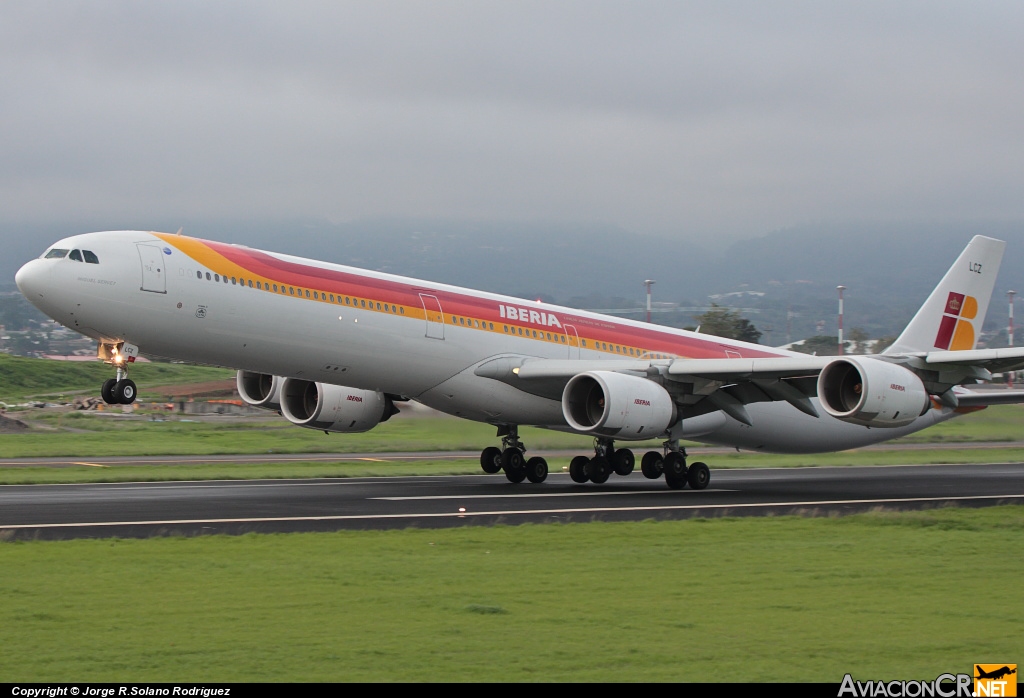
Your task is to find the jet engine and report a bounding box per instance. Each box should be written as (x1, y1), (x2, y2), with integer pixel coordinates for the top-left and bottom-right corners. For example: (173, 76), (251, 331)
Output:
(817, 357), (930, 428)
(279, 378), (399, 433)
(236, 371), (283, 411)
(562, 370), (676, 439)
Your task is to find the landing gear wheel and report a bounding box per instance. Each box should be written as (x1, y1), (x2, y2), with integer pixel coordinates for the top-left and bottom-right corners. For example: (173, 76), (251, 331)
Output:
(101, 378), (117, 404)
(480, 446), (503, 474)
(113, 378), (137, 404)
(588, 456), (611, 484)
(502, 447), (526, 483)
(640, 451), (663, 479)
(526, 456), (548, 483)
(569, 456), (590, 483)
(505, 466), (527, 483)
(663, 451), (687, 479)
(665, 471), (687, 490)
(501, 447), (525, 471)
(687, 461), (710, 490)
(612, 448), (635, 476)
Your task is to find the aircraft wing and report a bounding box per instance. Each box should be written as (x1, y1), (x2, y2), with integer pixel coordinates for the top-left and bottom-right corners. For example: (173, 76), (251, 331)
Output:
(923, 347), (1024, 374)
(478, 351), (1024, 426)
(952, 388), (1024, 406)
(477, 355), (830, 425)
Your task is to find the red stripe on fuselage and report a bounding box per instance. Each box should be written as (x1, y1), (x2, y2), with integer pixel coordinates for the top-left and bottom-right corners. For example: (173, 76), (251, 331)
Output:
(204, 239), (783, 360)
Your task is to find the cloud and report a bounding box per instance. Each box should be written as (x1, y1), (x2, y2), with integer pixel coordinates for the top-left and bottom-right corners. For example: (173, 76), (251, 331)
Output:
(2, 1), (1023, 241)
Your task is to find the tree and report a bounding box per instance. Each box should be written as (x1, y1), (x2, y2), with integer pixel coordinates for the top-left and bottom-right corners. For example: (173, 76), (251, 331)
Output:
(694, 304), (762, 343)
(791, 335), (845, 356)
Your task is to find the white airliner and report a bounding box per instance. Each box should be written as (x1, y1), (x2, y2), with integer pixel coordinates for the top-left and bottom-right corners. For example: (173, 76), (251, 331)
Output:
(15, 231), (1024, 489)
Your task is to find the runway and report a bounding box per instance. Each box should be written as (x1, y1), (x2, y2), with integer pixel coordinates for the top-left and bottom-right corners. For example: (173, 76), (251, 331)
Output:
(2, 462), (1023, 539)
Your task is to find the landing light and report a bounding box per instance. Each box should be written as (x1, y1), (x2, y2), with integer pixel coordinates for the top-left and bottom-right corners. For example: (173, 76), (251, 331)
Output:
(512, 367), (520, 375)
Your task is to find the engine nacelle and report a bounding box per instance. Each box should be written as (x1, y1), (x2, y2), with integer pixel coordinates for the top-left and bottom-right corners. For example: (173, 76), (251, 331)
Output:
(236, 371), (282, 411)
(817, 357), (930, 428)
(279, 378), (398, 433)
(562, 371), (677, 439)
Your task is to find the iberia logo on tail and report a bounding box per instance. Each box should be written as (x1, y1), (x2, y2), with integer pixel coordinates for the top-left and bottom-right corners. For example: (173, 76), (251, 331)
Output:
(934, 292), (979, 350)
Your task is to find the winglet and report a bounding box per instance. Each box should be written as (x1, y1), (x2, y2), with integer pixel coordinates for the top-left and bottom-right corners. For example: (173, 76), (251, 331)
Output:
(885, 236), (1005, 355)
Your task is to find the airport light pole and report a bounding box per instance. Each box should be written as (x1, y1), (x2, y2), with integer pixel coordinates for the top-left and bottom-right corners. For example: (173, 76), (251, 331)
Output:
(644, 280), (655, 323)
(1008, 290), (1016, 387)
(837, 285), (846, 356)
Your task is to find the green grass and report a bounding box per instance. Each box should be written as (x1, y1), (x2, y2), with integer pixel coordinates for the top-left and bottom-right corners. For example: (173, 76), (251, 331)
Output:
(1, 506), (1020, 681)
(0, 413), (624, 458)
(0, 353), (233, 400)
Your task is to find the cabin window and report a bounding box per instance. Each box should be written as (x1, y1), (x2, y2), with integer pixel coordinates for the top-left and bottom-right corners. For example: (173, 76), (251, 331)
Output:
(400, 307), (405, 314)
(248, 279), (253, 288)
(256, 281), (261, 289)
(223, 275), (228, 283)
(361, 300), (366, 308)
(289, 287), (294, 295)
(214, 274), (220, 282)
(345, 297), (351, 305)
(44, 248), (69, 259)
(231, 277), (237, 285)
(313, 291), (318, 299)
(69, 250), (83, 262)
(83, 250), (99, 264)
(561, 335), (566, 343)
(196, 271), (202, 279)
(330, 294), (335, 302)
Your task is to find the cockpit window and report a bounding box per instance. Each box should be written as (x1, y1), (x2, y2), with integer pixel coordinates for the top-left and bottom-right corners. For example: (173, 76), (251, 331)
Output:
(44, 248), (69, 259)
(69, 249), (83, 262)
(83, 250), (99, 264)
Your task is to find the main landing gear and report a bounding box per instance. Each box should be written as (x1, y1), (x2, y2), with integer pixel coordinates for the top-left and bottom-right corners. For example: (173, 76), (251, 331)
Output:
(479, 425), (548, 484)
(568, 438), (635, 485)
(636, 440), (710, 490)
(478, 430), (711, 491)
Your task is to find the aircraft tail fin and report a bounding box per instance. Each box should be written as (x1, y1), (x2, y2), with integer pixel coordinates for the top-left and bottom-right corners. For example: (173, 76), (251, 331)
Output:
(884, 235), (1005, 355)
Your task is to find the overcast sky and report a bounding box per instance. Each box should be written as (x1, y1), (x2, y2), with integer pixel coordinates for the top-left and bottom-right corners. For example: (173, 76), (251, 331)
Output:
(2, 1), (1023, 246)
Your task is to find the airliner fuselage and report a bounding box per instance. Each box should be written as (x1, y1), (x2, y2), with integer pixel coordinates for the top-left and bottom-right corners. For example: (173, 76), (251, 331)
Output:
(16, 229), (966, 463)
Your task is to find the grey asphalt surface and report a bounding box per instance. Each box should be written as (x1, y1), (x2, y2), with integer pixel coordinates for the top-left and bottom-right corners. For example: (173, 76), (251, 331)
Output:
(1, 462), (1022, 539)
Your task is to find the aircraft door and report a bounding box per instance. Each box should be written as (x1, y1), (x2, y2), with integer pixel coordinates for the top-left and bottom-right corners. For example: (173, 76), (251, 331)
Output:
(419, 293), (445, 339)
(564, 324), (580, 359)
(137, 244), (166, 294)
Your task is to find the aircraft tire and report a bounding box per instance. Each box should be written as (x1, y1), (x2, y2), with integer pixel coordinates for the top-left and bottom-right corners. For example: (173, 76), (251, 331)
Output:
(101, 378), (117, 404)
(665, 471), (687, 490)
(612, 448), (635, 476)
(588, 456), (611, 484)
(687, 462), (710, 490)
(480, 447), (503, 474)
(525, 456), (548, 483)
(501, 447), (525, 471)
(640, 451), (663, 479)
(505, 466), (527, 483)
(663, 451), (687, 479)
(114, 379), (137, 404)
(569, 456), (590, 483)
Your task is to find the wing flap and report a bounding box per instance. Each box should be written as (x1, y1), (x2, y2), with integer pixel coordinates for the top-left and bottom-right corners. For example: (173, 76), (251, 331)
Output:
(925, 347), (1024, 373)
(952, 388), (1024, 406)
(667, 356), (831, 380)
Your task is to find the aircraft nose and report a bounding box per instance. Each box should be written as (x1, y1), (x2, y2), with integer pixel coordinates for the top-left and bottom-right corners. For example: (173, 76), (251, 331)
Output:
(15, 259), (49, 299)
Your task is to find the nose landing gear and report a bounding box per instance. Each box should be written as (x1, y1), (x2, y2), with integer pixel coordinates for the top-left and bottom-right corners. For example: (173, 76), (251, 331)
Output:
(97, 342), (138, 405)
